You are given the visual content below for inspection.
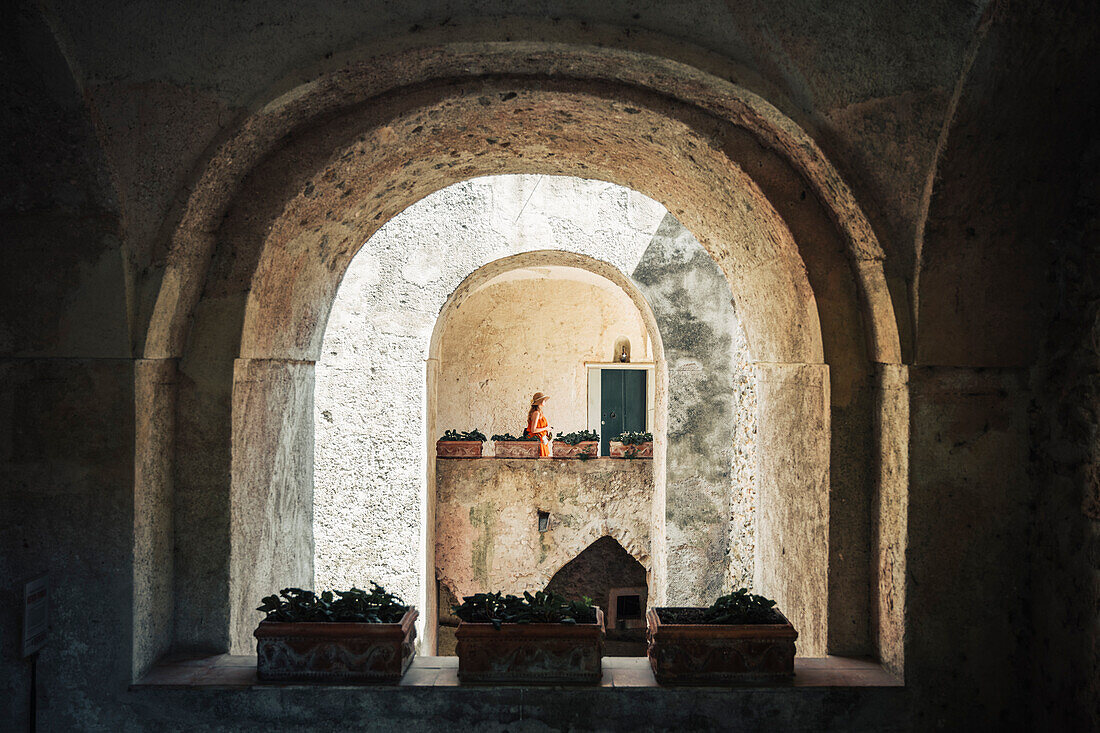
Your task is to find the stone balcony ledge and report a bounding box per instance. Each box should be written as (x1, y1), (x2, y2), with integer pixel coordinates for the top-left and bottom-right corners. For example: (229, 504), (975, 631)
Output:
(134, 654), (901, 689)
(128, 655), (904, 730)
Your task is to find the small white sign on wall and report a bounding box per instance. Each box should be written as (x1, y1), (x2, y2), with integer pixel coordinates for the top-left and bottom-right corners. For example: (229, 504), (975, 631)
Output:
(22, 574), (49, 658)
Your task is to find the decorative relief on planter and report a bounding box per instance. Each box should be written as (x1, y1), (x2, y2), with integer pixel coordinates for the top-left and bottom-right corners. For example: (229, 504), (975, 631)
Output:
(609, 441), (653, 458)
(455, 610), (605, 684)
(646, 608), (796, 684)
(436, 440), (484, 458)
(254, 608), (418, 683)
(552, 441), (598, 458)
(493, 440), (541, 458)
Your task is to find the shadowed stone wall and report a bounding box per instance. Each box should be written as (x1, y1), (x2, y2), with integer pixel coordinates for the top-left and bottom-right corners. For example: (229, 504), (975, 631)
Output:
(1027, 139), (1100, 732)
(633, 214), (757, 603)
(5, 1), (1098, 728)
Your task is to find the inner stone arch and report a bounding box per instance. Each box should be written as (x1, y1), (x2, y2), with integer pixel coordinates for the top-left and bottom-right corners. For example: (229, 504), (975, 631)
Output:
(428, 249), (666, 654)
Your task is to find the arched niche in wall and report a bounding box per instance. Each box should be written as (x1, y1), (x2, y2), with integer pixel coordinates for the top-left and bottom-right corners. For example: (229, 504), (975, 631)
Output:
(613, 337), (633, 364)
(546, 535), (649, 655)
(427, 251), (667, 653)
(140, 39), (904, 667)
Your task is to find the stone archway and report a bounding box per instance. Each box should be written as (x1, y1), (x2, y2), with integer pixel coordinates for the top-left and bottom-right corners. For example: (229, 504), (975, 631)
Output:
(139, 41), (904, 664)
(426, 250), (668, 652)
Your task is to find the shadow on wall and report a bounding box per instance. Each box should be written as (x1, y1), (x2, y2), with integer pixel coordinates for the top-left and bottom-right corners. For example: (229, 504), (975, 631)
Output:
(632, 213), (757, 602)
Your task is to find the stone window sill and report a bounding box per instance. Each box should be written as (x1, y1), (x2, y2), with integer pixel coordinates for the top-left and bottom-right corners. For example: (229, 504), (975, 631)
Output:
(133, 655), (901, 689)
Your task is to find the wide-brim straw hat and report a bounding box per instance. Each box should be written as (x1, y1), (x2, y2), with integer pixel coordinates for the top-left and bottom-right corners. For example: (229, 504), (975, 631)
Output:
(531, 392), (549, 405)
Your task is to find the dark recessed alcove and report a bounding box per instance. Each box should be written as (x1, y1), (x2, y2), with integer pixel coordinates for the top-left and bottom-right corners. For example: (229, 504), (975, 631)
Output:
(545, 535), (648, 655)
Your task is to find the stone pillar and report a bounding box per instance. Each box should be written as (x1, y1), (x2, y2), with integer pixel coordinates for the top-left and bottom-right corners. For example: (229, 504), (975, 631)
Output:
(650, 357), (670, 607)
(826, 373), (874, 656)
(871, 363), (909, 677)
(229, 358), (316, 653)
(133, 358), (177, 676)
(752, 362), (830, 657)
(424, 357), (439, 654)
(173, 330), (234, 653)
(632, 214), (747, 606)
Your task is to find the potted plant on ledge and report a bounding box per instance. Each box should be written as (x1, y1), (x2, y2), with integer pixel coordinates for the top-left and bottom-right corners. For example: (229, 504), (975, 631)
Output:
(253, 584), (418, 683)
(492, 432), (541, 458)
(609, 431), (653, 458)
(553, 430), (599, 458)
(453, 590), (604, 684)
(437, 429), (487, 458)
(646, 588), (797, 684)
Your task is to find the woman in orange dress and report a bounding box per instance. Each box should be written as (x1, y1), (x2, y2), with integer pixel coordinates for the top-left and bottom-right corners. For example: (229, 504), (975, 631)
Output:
(525, 392), (553, 457)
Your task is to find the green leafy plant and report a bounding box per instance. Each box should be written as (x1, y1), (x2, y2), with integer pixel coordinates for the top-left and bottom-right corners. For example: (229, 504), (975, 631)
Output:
(452, 590), (598, 629)
(554, 429), (599, 445)
(657, 589), (782, 625)
(491, 432), (539, 441)
(615, 431), (653, 445)
(257, 583), (409, 623)
(703, 589), (780, 625)
(441, 429), (487, 442)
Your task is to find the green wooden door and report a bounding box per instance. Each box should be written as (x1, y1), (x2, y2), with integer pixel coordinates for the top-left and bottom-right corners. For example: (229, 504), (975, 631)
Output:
(600, 369), (647, 455)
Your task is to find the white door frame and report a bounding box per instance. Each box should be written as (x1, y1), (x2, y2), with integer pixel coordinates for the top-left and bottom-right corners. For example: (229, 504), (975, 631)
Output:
(586, 362), (656, 455)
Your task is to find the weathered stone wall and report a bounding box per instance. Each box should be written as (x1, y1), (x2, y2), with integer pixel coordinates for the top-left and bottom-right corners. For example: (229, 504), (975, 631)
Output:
(632, 214), (757, 603)
(6, 1), (1098, 729)
(435, 458), (654, 599)
(437, 271), (650, 441)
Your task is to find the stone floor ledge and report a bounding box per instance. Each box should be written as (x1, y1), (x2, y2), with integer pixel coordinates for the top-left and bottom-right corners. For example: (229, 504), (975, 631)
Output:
(134, 654), (902, 689)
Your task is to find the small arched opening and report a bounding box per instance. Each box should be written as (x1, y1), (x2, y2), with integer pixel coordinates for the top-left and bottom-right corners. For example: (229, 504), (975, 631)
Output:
(545, 536), (650, 656)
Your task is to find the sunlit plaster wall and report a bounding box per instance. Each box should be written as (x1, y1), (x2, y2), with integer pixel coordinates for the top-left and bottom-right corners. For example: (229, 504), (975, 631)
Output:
(436, 271), (650, 441)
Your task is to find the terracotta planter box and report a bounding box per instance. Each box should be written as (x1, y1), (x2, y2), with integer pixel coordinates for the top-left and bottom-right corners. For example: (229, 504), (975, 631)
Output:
(436, 440), (484, 458)
(254, 608), (418, 683)
(609, 441), (653, 458)
(552, 440), (598, 458)
(455, 609), (605, 684)
(646, 607), (796, 685)
(493, 440), (541, 458)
